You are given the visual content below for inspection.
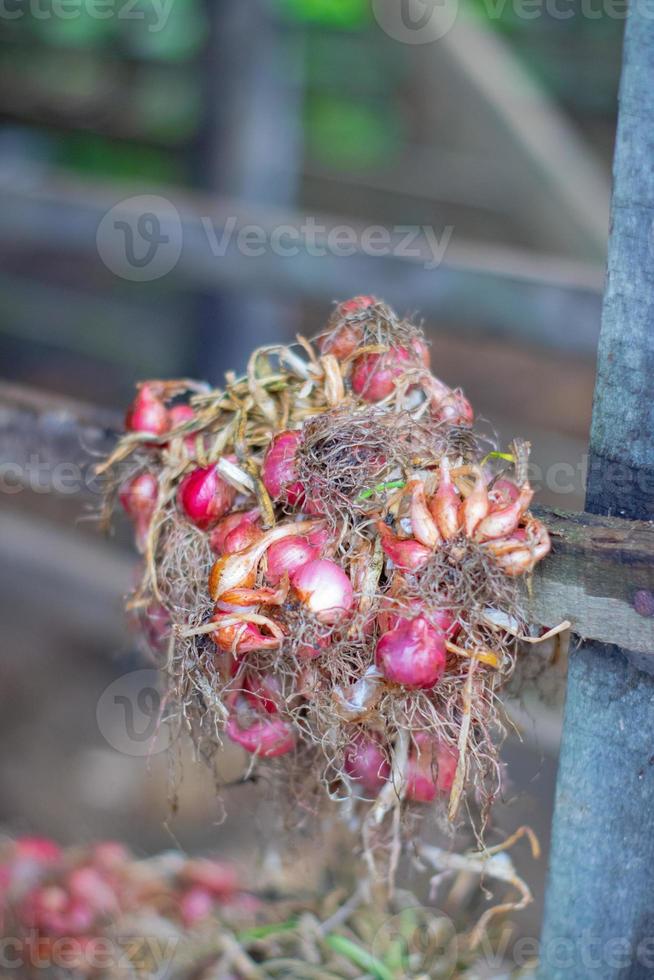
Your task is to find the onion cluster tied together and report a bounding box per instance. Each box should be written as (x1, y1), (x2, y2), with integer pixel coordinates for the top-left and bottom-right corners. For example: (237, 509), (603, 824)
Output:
(102, 298), (551, 839)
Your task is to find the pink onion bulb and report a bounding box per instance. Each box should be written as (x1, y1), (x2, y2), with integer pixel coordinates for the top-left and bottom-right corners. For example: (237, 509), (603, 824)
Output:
(296, 633), (332, 660)
(375, 616), (447, 689)
(344, 733), (390, 793)
(179, 859), (238, 898)
(179, 886), (214, 926)
(119, 471), (157, 522)
(13, 837), (62, 864)
(226, 697), (295, 758)
(168, 404), (195, 427)
(291, 559), (354, 624)
(119, 471), (158, 551)
(318, 296), (375, 358)
(167, 403), (201, 452)
(377, 523), (431, 572)
(490, 478), (520, 508)
(20, 885), (96, 935)
(318, 323), (362, 360)
(178, 463), (236, 530)
(141, 601), (171, 652)
(209, 509), (260, 555)
(265, 536), (319, 585)
(243, 670), (282, 714)
(433, 390), (474, 426)
(66, 867), (117, 914)
(405, 733), (458, 802)
(211, 612), (280, 655)
(125, 383), (169, 436)
(262, 430), (305, 506)
(351, 347), (412, 402)
(339, 295), (376, 316)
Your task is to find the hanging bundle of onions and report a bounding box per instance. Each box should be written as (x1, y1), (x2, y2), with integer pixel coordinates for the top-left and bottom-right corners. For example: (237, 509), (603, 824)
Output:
(100, 297), (552, 855)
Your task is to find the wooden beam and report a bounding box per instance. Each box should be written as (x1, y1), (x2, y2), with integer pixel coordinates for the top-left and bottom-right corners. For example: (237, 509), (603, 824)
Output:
(540, 3), (654, 975)
(527, 507), (654, 657)
(0, 382), (116, 498)
(1, 383), (653, 654)
(0, 173), (603, 355)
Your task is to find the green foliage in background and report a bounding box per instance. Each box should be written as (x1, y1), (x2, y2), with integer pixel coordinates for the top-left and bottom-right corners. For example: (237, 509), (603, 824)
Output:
(273, 0), (370, 29)
(306, 94), (401, 169)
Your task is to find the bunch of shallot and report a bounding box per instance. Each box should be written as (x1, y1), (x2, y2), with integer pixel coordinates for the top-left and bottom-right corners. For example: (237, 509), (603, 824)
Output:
(0, 837), (252, 977)
(101, 297), (551, 838)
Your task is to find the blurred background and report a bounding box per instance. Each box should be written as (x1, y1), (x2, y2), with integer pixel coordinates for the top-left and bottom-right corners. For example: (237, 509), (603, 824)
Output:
(0, 0), (621, 963)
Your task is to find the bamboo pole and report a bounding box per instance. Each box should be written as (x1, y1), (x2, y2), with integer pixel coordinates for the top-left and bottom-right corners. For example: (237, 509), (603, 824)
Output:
(539, 5), (654, 976)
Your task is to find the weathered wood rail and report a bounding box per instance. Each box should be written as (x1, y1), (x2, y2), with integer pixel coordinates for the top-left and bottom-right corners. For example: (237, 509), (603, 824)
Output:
(2, 381), (653, 657)
(538, 1), (654, 974)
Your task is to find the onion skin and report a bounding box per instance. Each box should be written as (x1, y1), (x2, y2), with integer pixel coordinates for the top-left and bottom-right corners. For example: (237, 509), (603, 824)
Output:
(291, 559), (354, 624)
(433, 390), (474, 426)
(377, 523), (431, 572)
(265, 536), (318, 585)
(209, 521), (316, 600)
(226, 698), (295, 758)
(209, 509), (260, 555)
(427, 377), (473, 426)
(140, 602), (171, 652)
(119, 472), (158, 552)
(408, 480), (442, 548)
(167, 403), (201, 453)
(490, 478), (520, 508)
(375, 616), (447, 689)
(473, 483), (533, 542)
(119, 472), (157, 522)
(405, 733), (458, 802)
(318, 296), (377, 359)
(223, 520), (262, 555)
(242, 671), (282, 714)
(178, 464), (236, 531)
(489, 517), (550, 575)
(125, 383), (169, 436)
(318, 323), (363, 360)
(344, 733), (390, 793)
(262, 431), (305, 506)
(429, 459), (461, 540)
(351, 347), (412, 402)
(339, 295), (376, 316)
(460, 467), (490, 538)
(296, 634), (332, 660)
(210, 612), (281, 654)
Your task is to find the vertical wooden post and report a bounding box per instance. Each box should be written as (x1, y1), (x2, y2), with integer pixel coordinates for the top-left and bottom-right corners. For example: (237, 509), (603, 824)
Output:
(539, 6), (654, 978)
